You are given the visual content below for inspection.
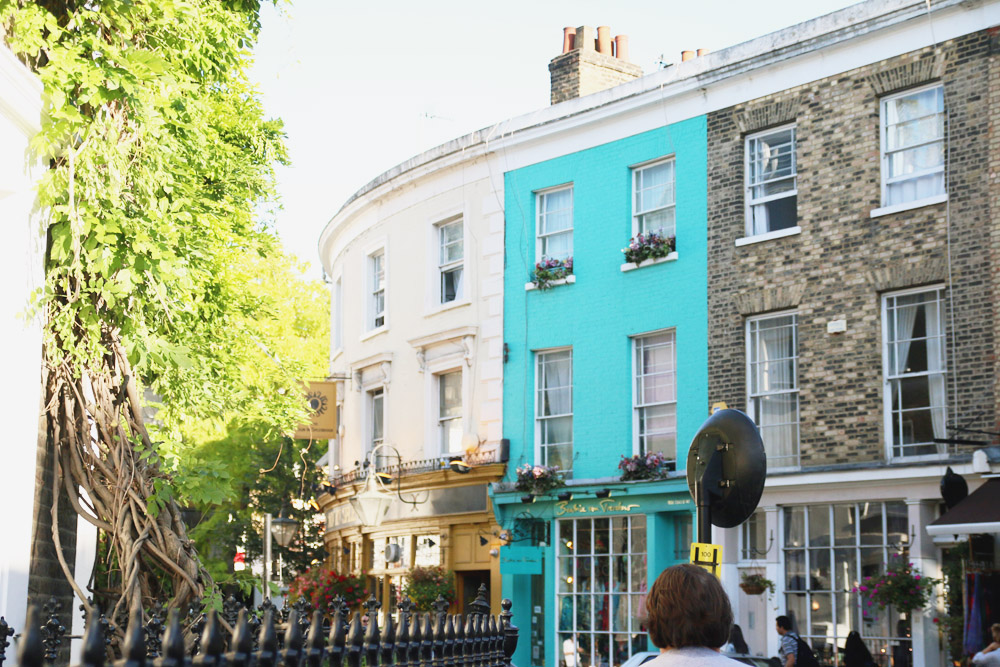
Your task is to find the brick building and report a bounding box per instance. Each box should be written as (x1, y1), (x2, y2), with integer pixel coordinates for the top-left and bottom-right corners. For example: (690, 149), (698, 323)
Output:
(704, 13), (1000, 667)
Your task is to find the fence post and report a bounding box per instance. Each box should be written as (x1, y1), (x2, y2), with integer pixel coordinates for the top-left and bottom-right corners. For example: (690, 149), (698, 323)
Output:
(392, 607), (408, 667)
(79, 608), (105, 667)
(281, 610), (303, 667)
(499, 601), (518, 667)
(405, 613), (420, 667)
(0, 616), (14, 667)
(440, 616), (454, 667)
(303, 611), (324, 667)
(41, 597), (66, 664)
(153, 609), (185, 667)
(227, 609), (252, 667)
(327, 609), (345, 667)
(379, 607), (394, 666)
(418, 614), (432, 667)
(452, 615), (464, 667)
(429, 611), (443, 667)
(20, 607), (44, 667)
(118, 609), (147, 667)
(256, 610), (278, 667)
(363, 603), (379, 667)
(345, 614), (362, 667)
(144, 604), (165, 660)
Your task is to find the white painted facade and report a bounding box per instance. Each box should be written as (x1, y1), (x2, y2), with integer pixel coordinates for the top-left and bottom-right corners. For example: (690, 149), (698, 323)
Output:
(319, 151), (507, 472)
(1, 43), (98, 660)
(0, 41), (47, 645)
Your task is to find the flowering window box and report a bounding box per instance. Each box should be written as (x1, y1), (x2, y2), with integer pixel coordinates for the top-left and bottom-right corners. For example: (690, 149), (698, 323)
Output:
(527, 256), (573, 291)
(622, 232), (676, 269)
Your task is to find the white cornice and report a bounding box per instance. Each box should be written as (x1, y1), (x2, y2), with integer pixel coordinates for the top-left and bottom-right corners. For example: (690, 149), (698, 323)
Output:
(0, 44), (42, 136)
(317, 0), (1000, 270)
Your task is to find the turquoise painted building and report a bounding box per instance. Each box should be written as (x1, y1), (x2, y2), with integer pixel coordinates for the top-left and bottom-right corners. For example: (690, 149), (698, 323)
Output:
(494, 116), (709, 667)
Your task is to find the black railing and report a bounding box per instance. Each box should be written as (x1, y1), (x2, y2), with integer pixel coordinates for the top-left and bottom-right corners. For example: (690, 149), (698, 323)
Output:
(332, 449), (501, 486)
(2, 588), (519, 667)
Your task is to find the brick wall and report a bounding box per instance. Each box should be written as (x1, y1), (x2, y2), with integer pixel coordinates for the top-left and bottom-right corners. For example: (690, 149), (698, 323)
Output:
(706, 30), (997, 467)
(549, 49), (641, 105)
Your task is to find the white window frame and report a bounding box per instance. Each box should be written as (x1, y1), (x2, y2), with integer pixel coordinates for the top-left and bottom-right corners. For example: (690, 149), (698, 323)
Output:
(366, 386), (385, 461)
(332, 276), (343, 356)
(739, 509), (767, 562)
(631, 329), (677, 461)
(746, 311), (800, 470)
(535, 347), (573, 476)
(631, 157), (676, 238)
(535, 184), (574, 262)
(367, 249), (386, 332)
(436, 369), (463, 456)
(437, 217), (464, 305)
(744, 124), (797, 238)
(881, 285), (947, 461)
(879, 83), (945, 209)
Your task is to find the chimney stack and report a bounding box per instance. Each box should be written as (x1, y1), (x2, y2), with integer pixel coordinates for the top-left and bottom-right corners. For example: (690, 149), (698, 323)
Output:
(549, 25), (643, 105)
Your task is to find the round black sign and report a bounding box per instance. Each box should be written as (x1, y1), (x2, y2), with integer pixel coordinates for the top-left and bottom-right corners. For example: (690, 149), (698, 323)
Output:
(685, 409), (767, 528)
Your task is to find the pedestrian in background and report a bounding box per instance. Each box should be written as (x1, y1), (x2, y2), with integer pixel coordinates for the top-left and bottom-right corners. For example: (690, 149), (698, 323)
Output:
(842, 631), (874, 667)
(972, 623), (1000, 666)
(641, 564), (744, 667)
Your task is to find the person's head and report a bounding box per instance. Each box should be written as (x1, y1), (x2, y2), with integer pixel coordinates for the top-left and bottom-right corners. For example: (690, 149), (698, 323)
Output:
(645, 564), (733, 649)
(992, 623), (1000, 643)
(729, 624), (749, 654)
(776, 616), (793, 635)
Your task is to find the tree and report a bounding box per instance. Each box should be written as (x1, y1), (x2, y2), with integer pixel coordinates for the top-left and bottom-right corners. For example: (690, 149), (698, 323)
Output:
(0, 0), (322, 620)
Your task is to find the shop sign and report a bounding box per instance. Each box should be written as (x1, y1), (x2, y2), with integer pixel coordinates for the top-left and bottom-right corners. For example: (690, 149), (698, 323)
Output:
(500, 546), (543, 574)
(554, 498), (640, 517)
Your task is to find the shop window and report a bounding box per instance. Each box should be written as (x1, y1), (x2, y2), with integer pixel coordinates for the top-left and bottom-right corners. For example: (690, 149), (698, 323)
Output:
(673, 513), (692, 561)
(557, 516), (648, 667)
(782, 501), (909, 663)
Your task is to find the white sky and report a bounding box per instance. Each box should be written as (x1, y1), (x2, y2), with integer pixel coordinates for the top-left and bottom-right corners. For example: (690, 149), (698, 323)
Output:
(249, 0), (861, 272)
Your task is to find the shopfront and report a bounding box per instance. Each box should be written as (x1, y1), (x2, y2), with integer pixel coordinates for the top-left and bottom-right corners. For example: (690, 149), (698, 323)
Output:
(492, 478), (694, 667)
(319, 462), (506, 614)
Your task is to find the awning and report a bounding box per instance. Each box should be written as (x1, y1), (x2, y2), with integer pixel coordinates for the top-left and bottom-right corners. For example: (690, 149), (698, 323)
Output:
(926, 477), (1000, 536)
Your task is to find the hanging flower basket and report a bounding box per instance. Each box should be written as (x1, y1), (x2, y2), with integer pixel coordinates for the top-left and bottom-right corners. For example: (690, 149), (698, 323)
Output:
(740, 582), (768, 595)
(514, 463), (566, 495)
(739, 573), (775, 596)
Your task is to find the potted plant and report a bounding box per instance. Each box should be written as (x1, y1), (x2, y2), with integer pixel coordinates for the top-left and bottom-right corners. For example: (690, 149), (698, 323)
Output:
(618, 451), (674, 481)
(739, 572), (775, 596)
(623, 231), (676, 267)
(514, 463), (567, 495)
(531, 256), (573, 290)
(402, 566), (457, 612)
(852, 555), (938, 615)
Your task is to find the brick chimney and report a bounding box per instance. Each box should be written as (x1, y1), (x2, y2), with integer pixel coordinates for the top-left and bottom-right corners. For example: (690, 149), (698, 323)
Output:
(549, 26), (642, 105)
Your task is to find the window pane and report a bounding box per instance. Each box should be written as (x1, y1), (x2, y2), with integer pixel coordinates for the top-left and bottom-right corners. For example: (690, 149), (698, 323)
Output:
(810, 548), (832, 590)
(639, 207), (675, 236)
(885, 502), (908, 548)
(441, 267), (462, 303)
(834, 548), (857, 592)
(542, 230), (573, 261)
(834, 505), (857, 546)
(859, 503), (883, 545)
(439, 371), (462, 418)
(809, 506), (831, 547)
(785, 507), (806, 548)
(594, 521), (610, 555)
(786, 550), (806, 590)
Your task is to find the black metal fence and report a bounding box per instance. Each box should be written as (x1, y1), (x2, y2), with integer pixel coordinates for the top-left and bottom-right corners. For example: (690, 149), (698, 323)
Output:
(0, 588), (519, 667)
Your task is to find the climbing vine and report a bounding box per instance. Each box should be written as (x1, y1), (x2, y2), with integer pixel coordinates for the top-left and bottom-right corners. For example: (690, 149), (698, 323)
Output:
(1, 0), (315, 620)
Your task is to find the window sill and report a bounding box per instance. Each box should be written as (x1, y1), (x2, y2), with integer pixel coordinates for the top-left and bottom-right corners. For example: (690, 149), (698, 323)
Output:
(870, 194), (947, 218)
(525, 275), (576, 291)
(735, 226), (801, 247)
(425, 298), (471, 317)
(359, 326), (388, 342)
(620, 252), (678, 272)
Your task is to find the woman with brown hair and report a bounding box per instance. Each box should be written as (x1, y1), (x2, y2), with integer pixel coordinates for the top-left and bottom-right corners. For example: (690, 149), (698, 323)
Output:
(642, 564), (745, 667)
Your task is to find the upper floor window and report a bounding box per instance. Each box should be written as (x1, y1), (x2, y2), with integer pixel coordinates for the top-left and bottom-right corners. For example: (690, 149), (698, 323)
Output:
(332, 277), (343, 350)
(747, 312), (799, 469)
(746, 125), (797, 237)
(536, 186), (573, 262)
(368, 387), (384, 457)
(369, 251), (385, 330)
(881, 84), (945, 207)
(740, 510), (766, 560)
(883, 287), (946, 459)
(633, 158), (675, 237)
(438, 219), (464, 304)
(438, 370), (463, 455)
(536, 348), (573, 475)
(633, 330), (677, 462)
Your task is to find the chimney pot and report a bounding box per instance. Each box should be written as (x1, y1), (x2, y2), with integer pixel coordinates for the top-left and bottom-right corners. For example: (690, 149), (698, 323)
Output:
(681, 50), (695, 62)
(562, 27), (576, 54)
(697, 48), (709, 57)
(614, 35), (630, 61)
(597, 26), (612, 55)
(576, 26), (596, 51)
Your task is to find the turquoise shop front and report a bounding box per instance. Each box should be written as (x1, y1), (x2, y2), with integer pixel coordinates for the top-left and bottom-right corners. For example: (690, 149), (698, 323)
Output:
(491, 479), (695, 667)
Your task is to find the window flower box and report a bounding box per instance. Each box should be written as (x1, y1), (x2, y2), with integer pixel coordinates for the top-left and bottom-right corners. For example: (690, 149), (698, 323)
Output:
(514, 463), (567, 495)
(623, 232), (675, 267)
(530, 256), (573, 290)
(618, 451), (674, 481)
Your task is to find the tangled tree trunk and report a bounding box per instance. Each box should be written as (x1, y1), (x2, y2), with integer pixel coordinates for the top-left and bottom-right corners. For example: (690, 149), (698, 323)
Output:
(46, 334), (210, 619)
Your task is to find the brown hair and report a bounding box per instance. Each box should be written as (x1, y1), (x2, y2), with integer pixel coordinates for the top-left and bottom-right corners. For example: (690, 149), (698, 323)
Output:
(992, 623), (1000, 642)
(645, 564), (733, 649)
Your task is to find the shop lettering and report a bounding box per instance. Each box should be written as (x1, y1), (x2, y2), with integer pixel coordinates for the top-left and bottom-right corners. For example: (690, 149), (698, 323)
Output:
(555, 499), (640, 516)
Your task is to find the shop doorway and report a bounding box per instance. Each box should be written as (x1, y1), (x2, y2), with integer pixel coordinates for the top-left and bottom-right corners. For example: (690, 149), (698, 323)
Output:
(456, 570), (490, 613)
